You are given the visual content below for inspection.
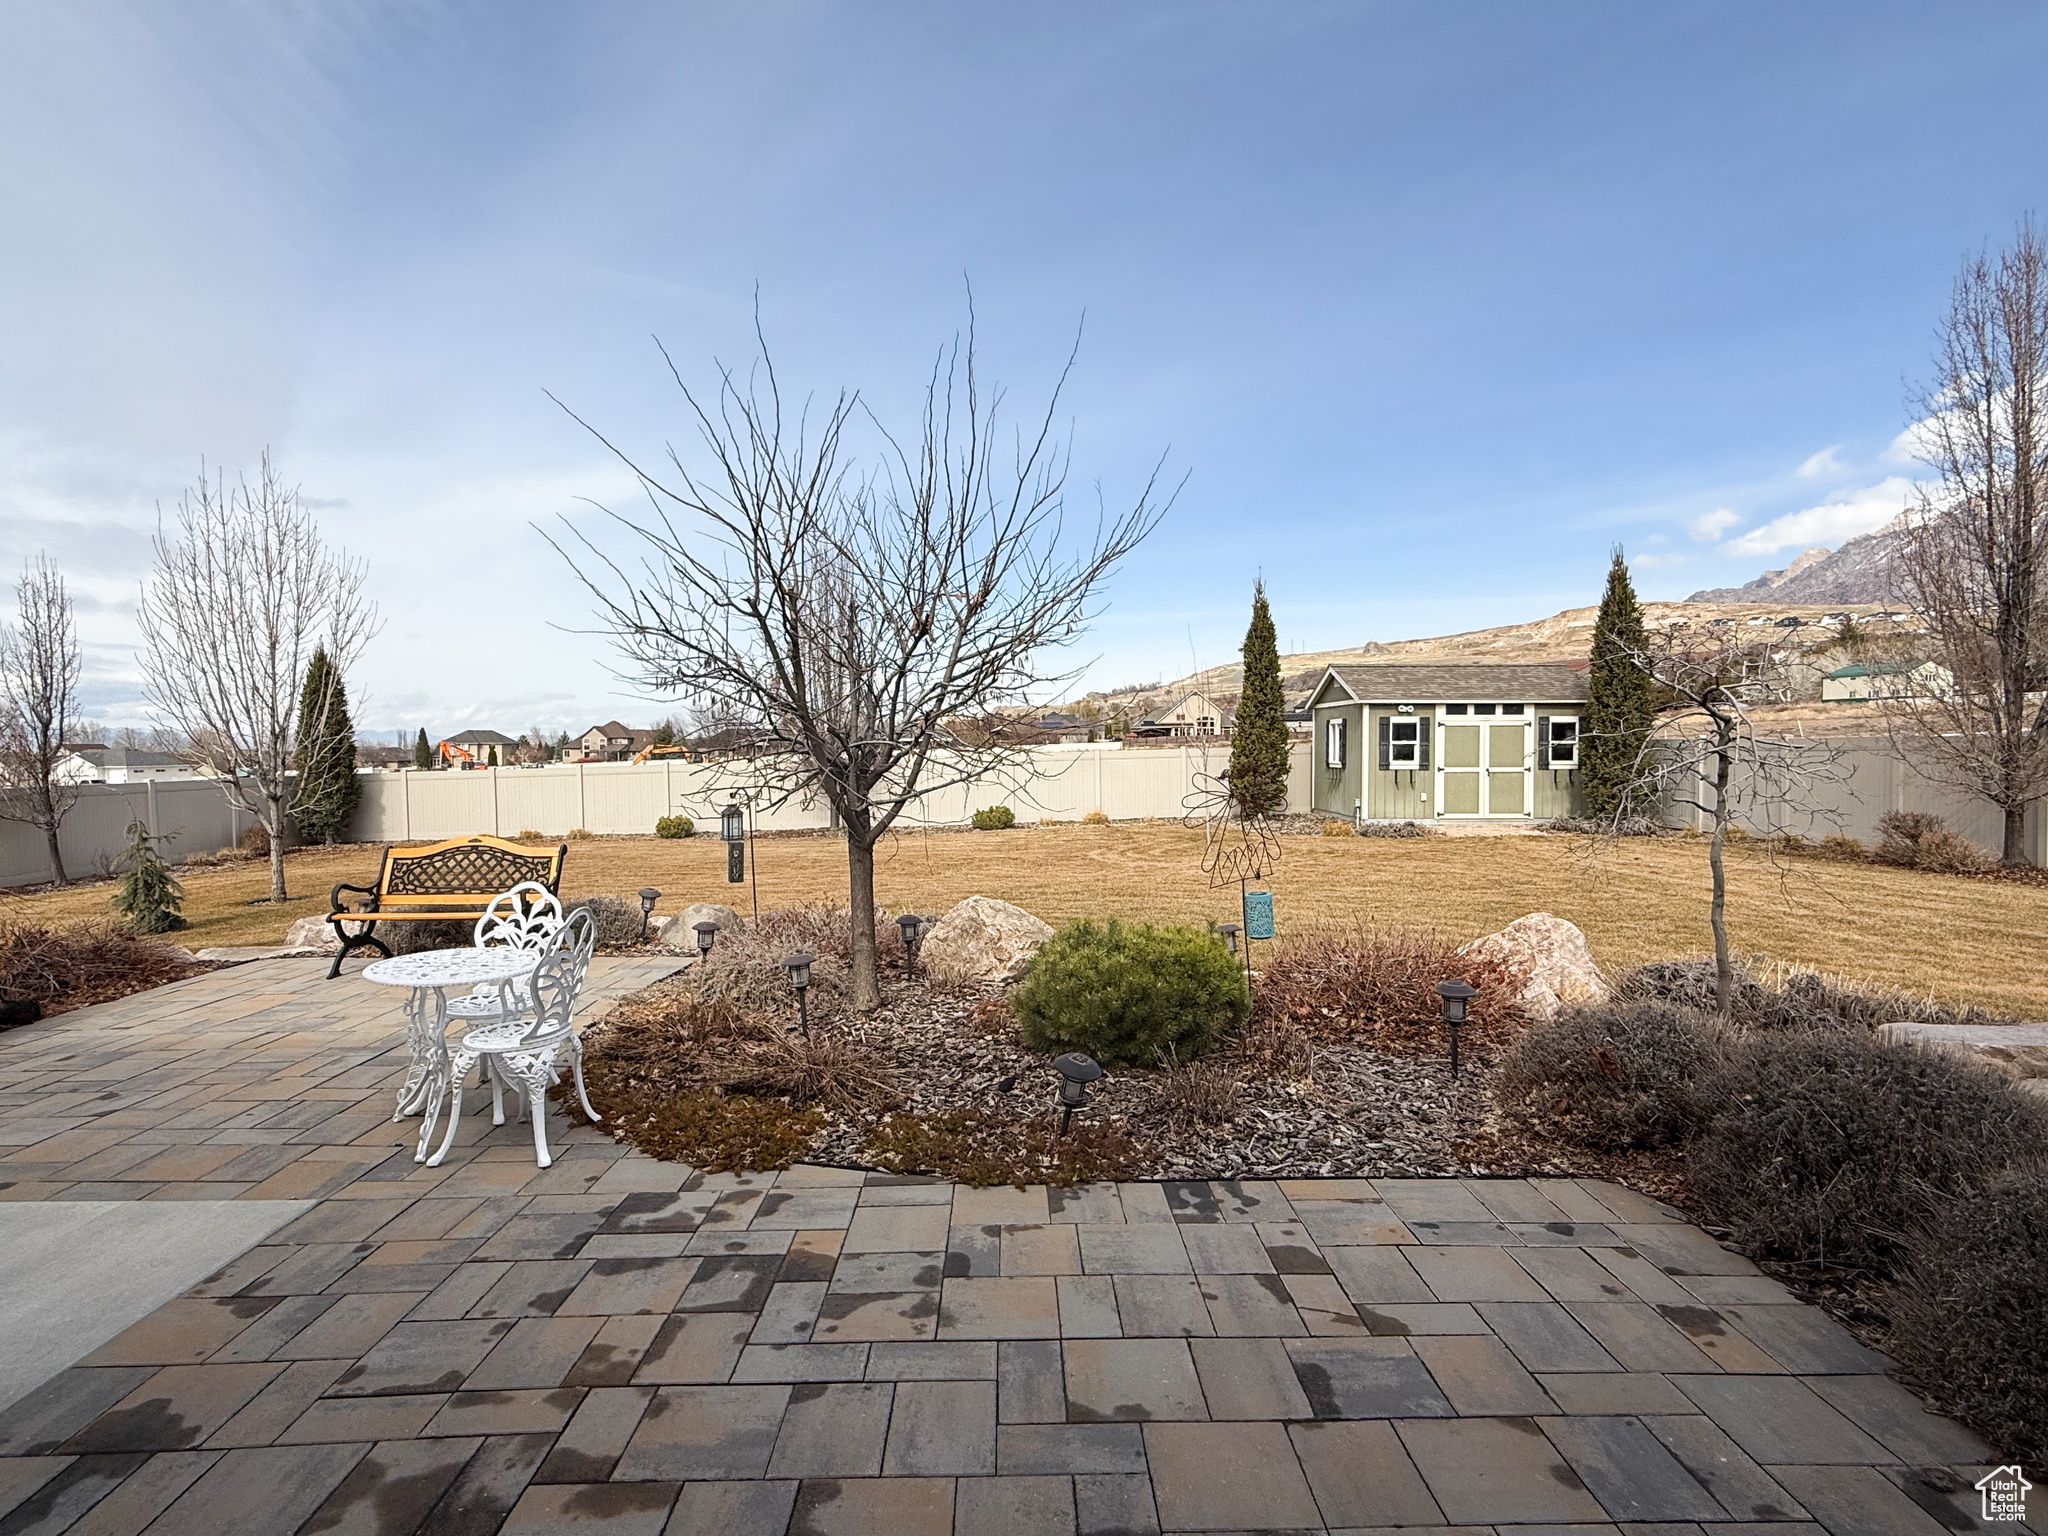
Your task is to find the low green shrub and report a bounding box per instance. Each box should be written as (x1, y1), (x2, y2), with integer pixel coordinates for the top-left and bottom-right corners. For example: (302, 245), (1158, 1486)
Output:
(1886, 1161), (2048, 1466)
(655, 815), (695, 839)
(1496, 1001), (1731, 1150)
(1690, 1032), (2048, 1273)
(971, 805), (1017, 831)
(1012, 918), (1249, 1066)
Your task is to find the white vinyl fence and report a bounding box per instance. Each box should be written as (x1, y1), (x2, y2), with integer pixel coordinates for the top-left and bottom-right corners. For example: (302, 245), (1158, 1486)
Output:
(2, 779), (255, 889)
(346, 743), (1319, 844)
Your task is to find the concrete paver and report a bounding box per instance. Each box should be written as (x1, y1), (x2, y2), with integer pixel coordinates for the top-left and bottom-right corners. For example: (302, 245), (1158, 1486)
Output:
(0, 959), (2007, 1536)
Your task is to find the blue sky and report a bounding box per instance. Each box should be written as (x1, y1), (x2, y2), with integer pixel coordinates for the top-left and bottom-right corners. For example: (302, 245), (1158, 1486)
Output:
(4, 2), (2045, 736)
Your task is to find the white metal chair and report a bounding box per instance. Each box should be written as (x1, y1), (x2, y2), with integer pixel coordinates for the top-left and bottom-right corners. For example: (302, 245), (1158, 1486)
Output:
(427, 908), (598, 1169)
(445, 881), (565, 1024)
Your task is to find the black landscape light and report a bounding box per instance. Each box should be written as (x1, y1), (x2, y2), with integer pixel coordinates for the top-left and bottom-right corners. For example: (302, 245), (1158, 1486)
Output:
(692, 920), (719, 960)
(1053, 1052), (1104, 1136)
(784, 950), (816, 1036)
(1435, 978), (1477, 1078)
(637, 888), (661, 942)
(1216, 922), (1241, 956)
(721, 803), (745, 842)
(896, 913), (925, 972)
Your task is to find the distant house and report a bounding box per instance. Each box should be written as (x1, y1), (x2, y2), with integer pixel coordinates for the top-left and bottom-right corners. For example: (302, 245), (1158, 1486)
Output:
(1131, 691), (1235, 739)
(1306, 662), (1589, 823)
(569, 722), (649, 762)
(1820, 660), (1943, 702)
(53, 746), (202, 785)
(1014, 711), (1095, 745)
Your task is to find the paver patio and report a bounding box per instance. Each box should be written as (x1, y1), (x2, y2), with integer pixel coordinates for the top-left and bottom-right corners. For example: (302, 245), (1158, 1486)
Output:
(0, 959), (2029, 1534)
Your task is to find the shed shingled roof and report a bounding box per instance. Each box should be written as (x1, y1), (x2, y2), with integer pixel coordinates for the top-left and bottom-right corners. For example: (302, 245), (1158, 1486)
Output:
(1319, 662), (1590, 704)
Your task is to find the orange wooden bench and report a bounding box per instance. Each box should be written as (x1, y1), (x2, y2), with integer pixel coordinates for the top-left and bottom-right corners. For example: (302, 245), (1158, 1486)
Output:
(325, 834), (568, 978)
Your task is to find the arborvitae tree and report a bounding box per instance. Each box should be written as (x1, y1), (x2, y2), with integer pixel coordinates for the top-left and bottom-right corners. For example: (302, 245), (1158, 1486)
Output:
(1582, 546), (1659, 819)
(413, 728), (432, 770)
(111, 818), (185, 933)
(291, 645), (360, 843)
(1228, 580), (1291, 818)
(487, 745), (499, 767)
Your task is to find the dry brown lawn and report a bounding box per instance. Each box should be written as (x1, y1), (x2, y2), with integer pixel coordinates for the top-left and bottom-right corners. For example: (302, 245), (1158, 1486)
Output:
(7, 824), (2037, 1016)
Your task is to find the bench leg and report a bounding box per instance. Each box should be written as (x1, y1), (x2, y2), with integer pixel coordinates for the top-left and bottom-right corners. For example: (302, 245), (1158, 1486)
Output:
(328, 922), (392, 979)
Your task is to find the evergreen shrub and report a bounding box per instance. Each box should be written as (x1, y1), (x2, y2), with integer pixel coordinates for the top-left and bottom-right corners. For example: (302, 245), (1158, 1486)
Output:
(1012, 918), (1249, 1066)
(971, 805), (1016, 830)
(655, 816), (695, 839)
(1496, 1001), (1730, 1150)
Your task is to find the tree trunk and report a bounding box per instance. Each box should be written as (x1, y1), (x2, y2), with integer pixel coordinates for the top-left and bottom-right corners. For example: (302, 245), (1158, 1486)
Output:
(845, 832), (881, 1012)
(2003, 798), (2029, 867)
(43, 821), (67, 887)
(1709, 731), (1734, 1026)
(267, 800), (288, 902)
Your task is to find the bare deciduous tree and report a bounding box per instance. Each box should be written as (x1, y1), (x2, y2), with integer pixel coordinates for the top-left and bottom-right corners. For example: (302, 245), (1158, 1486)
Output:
(137, 454), (377, 902)
(0, 557), (83, 885)
(1888, 220), (2048, 865)
(553, 321), (1171, 1009)
(1610, 624), (1846, 1023)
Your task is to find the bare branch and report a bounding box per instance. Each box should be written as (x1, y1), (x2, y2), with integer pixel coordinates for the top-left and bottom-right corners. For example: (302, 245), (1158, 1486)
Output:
(0, 556), (83, 883)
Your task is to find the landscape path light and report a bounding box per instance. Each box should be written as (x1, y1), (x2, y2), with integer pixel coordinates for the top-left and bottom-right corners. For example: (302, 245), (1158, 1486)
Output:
(692, 920), (719, 961)
(1053, 1052), (1104, 1136)
(637, 888), (661, 943)
(896, 913), (925, 973)
(1216, 923), (1240, 957)
(1434, 978), (1477, 1078)
(784, 950), (816, 1036)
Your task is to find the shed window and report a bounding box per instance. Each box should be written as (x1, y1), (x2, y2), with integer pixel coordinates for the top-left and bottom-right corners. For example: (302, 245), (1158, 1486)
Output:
(1502, 703), (1525, 715)
(1443, 703), (1468, 715)
(1325, 718), (1347, 769)
(1473, 703), (1497, 715)
(1389, 718), (1421, 765)
(1541, 715), (1580, 768)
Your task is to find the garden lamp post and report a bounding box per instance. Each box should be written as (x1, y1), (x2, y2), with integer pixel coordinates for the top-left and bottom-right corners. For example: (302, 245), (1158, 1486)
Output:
(1216, 923), (1240, 956)
(1434, 979), (1476, 1078)
(896, 913), (925, 973)
(720, 803), (744, 842)
(637, 888), (661, 943)
(784, 951), (815, 1036)
(692, 920), (719, 960)
(1053, 1052), (1103, 1136)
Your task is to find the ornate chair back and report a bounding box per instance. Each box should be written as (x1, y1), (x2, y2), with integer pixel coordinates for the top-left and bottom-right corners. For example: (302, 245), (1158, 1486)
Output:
(474, 882), (565, 953)
(522, 907), (596, 1043)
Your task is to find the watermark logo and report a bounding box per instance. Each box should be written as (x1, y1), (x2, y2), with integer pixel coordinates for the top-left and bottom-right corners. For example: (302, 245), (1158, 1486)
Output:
(1976, 1465), (2030, 1524)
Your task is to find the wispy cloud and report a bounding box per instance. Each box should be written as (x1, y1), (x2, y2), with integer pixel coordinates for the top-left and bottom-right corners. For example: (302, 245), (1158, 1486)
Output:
(1687, 507), (1740, 541)
(1724, 477), (1915, 559)
(1796, 445), (1845, 479)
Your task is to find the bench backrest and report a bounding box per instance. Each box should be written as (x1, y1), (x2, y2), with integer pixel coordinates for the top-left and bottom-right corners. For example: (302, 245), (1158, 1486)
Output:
(378, 835), (567, 901)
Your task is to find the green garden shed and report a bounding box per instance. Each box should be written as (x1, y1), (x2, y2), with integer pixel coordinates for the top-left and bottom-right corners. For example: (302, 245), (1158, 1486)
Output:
(1307, 662), (1590, 824)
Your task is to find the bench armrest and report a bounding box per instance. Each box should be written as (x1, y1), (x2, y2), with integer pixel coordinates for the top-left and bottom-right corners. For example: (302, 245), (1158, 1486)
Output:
(329, 881), (379, 916)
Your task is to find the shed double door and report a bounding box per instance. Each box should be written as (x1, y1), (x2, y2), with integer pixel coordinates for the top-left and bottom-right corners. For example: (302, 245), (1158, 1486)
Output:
(1437, 717), (1531, 817)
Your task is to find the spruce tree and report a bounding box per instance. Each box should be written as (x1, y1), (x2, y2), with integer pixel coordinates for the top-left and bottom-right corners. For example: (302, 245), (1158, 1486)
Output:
(1581, 547), (1659, 819)
(291, 645), (360, 843)
(487, 745), (499, 767)
(413, 728), (432, 770)
(1228, 580), (1291, 819)
(112, 818), (185, 933)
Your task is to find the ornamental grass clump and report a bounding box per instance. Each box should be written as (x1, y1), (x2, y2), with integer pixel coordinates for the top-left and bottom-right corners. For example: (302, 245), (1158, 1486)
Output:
(1886, 1162), (2048, 1466)
(1689, 1031), (2048, 1274)
(1253, 924), (1521, 1054)
(1496, 1001), (1731, 1150)
(1011, 918), (1248, 1066)
(0, 920), (198, 1018)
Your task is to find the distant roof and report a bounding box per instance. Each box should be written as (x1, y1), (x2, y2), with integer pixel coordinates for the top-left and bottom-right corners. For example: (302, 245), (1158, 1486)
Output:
(445, 729), (518, 745)
(1319, 662), (1590, 704)
(584, 721), (637, 738)
(1825, 661), (1922, 679)
(66, 747), (188, 768)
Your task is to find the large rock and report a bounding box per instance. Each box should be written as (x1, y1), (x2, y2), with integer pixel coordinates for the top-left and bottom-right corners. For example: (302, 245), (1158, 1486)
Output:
(918, 896), (1054, 985)
(1459, 912), (1607, 1022)
(283, 915), (342, 953)
(1874, 1021), (2048, 1079)
(653, 902), (745, 951)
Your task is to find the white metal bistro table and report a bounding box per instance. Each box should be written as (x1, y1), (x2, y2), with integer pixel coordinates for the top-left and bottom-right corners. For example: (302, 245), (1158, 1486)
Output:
(362, 947), (540, 1161)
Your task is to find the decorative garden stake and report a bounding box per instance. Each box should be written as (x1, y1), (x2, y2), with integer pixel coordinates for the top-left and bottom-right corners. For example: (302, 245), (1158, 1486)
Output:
(784, 951), (816, 1036)
(637, 888), (661, 942)
(896, 913), (924, 973)
(1053, 1052), (1104, 1136)
(1434, 978), (1476, 1078)
(692, 920), (719, 960)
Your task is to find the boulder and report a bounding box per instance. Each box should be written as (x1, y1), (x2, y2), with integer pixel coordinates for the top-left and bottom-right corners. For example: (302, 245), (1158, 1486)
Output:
(283, 915), (341, 953)
(1459, 912), (1607, 1022)
(917, 896), (1054, 985)
(1874, 1021), (2048, 1079)
(653, 902), (745, 951)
